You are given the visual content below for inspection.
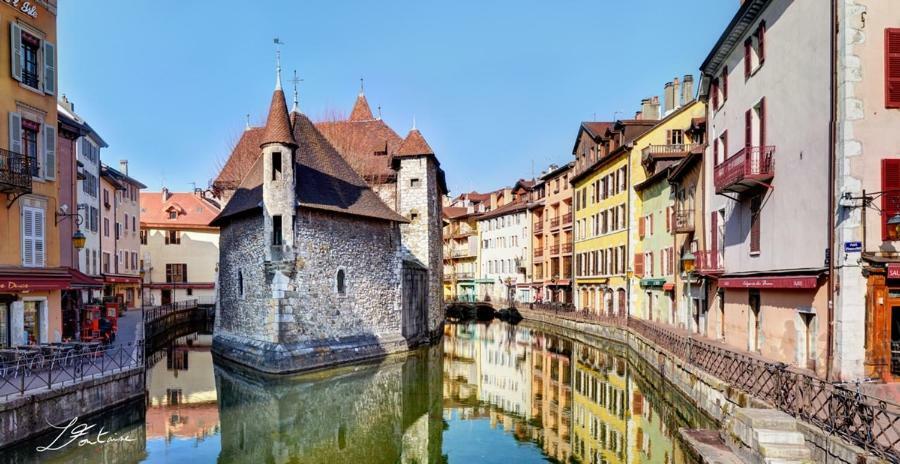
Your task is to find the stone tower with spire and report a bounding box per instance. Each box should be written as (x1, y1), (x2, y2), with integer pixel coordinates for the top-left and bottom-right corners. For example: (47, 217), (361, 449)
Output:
(261, 61), (297, 262)
(393, 125), (445, 337)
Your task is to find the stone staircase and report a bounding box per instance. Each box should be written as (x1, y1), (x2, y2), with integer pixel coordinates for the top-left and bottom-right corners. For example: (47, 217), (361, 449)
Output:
(727, 409), (813, 464)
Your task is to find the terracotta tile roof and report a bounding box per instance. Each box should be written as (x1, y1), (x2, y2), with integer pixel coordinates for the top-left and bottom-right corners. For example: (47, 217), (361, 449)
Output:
(443, 206), (470, 220)
(395, 128), (434, 157)
(141, 191), (222, 228)
(214, 127), (263, 189)
(349, 93), (375, 121)
(261, 90), (296, 147)
(315, 118), (402, 181)
(478, 199), (529, 221)
(211, 111), (407, 226)
(582, 122), (614, 140)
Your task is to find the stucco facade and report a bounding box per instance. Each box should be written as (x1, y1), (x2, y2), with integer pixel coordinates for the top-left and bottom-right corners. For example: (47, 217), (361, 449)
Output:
(477, 206), (531, 304)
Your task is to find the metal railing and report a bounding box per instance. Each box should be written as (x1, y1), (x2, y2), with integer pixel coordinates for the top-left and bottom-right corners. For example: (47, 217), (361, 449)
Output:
(694, 250), (724, 273)
(714, 146), (776, 193)
(550, 217), (560, 228)
(0, 341), (143, 401)
(0, 148), (34, 194)
(641, 143), (700, 162)
(524, 306), (900, 462)
(143, 299), (198, 324)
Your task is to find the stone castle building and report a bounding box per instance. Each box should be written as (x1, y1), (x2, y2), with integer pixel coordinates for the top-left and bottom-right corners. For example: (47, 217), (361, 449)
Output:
(211, 68), (445, 374)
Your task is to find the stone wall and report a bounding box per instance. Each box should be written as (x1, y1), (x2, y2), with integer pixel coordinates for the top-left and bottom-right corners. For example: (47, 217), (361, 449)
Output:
(0, 367), (145, 449)
(216, 213), (273, 342)
(397, 156), (444, 335)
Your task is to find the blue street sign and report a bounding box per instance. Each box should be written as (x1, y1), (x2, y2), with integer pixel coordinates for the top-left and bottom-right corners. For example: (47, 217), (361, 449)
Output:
(844, 241), (862, 253)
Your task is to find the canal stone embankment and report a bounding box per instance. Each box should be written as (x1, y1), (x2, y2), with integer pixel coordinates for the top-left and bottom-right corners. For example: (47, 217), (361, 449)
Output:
(519, 309), (880, 464)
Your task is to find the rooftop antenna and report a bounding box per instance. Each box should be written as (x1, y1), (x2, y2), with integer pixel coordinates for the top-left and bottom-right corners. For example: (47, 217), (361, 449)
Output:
(613, 111), (623, 121)
(245, 113), (251, 130)
(359, 77), (365, 95)
(189, 181), (197, 191)
(273, 37), (284, 90)
(290, 70), (303, 112)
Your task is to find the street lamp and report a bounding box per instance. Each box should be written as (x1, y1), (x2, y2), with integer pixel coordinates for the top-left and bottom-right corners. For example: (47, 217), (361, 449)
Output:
(72, 229), (86, 250)
(888, 214), (900, 240)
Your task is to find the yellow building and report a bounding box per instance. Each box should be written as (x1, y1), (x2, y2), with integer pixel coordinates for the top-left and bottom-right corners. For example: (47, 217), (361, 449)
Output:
(630, 98), (707, 323)
(442, 192), (490, 301)
(571, 118), (655, 316)
(571, 341), (630, 464)
(0, 1), (64, 345)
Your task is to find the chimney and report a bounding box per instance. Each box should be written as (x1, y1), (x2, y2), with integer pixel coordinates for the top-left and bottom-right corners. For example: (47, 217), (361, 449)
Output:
(635, 110), (643, 120)
(119, 160), (128, 175)
(682, 75), (695, 103)
(673, 77), (681, 109)
(162, 187), (170, 202)
(664, 82), (675, 113)
(490, 192), (499, 210)
(643, 96), (661, 121)
(60, 94), (74, 113)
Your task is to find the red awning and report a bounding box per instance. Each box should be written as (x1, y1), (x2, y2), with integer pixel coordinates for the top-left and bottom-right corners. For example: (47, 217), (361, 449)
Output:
(67, 267), (103, 289)
(102, 274), (141, 284)
(0, 267), (72, 292)
(147, 282), (215, 290)
(719, 275), (820, 290)
(663, 283), (675, 291)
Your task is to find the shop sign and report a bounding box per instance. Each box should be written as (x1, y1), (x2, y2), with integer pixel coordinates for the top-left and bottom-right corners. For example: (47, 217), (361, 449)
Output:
(888, 263), (900, 279)
(0, 281), (30, 291)
(2, 0), (38, 18)
(719, 276), (818, 289)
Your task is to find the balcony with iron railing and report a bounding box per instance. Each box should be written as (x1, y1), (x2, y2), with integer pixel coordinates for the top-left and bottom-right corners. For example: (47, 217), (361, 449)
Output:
(641, 143), (700, 164)
(694, 250), (724, 274)
(561, 212), (572, 228)
(714, 146), (775, 195)
(561, 242), (573, 254)
(674, 210), (694, 233)
(450, 248), (475, 258)
(534, 222), (543, 234)
(550, 217), (560, 229)
(0, 149), (34, 197)
(550, 244), (560, 255)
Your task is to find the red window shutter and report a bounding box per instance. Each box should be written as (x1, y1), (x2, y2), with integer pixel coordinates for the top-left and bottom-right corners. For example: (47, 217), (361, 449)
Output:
(745, 38), (752, 78)
(758, 22), (766, 64)
(712, 79), (719, 110)
(666, 207), (671, 232)
(714, 136), (719, 165)
(723, 131), (729, 159)
(723, 66), (729, 101)
(881, 159), (900, 239)
(886, 29), (900, 109)
(634, 253), (644, 277)
(670, 247), (675, 275)
(745, 109), (753, 150)
(759, 98), (767, 148)
(750, 196), (761, 253)
(639, 217), (645, 238)
(710, 212), (719, 269)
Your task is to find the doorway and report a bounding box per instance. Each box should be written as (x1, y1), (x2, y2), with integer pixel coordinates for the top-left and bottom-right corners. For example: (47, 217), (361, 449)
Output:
(161, 289), (172, 306)
(749, 290), (761, 353)
(0, 302), (9, 347)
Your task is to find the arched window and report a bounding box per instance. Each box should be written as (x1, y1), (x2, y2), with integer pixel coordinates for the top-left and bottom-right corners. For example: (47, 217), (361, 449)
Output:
(336, 269), (346, 295)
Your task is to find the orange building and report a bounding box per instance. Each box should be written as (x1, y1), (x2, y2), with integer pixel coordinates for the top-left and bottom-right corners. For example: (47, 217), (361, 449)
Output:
(530, 163), (574, 303)
(0, 1), (66, 346)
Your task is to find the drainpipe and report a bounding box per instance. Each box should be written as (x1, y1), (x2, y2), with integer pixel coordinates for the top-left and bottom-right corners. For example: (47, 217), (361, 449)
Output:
(826, 0), (839, 382)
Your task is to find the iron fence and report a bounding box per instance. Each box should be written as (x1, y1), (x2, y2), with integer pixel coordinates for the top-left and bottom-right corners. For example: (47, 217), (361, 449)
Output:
(143, 299), (198, 324)
(0, 341), (143, 401)
(524, 305), (900, 462)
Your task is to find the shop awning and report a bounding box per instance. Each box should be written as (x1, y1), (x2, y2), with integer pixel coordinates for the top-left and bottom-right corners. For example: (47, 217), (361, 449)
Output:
(663, 282), (675, 291)
(102, 274), (142, 284)
(67, 267), (103, 289)
(719, 275), (819, 289)
(0, 267), (72, 292)
(640, 278), (666, 288)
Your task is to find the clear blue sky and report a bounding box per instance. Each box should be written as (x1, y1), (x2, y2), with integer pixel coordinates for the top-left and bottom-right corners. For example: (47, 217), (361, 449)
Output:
(58, 1), (736, 195)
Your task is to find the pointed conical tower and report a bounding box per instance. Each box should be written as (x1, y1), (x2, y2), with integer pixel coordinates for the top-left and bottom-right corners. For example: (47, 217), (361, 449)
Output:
(261, 62), (298, 262)
(348, 90), (375, 121)
(393, 124), (445, 337)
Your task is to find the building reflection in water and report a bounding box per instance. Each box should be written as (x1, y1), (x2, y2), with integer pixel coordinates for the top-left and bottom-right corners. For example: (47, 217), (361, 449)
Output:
(214, 344), (444, 464)
(145, 333), (220, 446)
(442, 322), (715, 464)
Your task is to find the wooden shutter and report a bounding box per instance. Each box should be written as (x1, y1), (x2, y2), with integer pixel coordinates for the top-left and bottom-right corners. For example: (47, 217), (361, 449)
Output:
(666, 207), (671, 232)
(22, 207), (34, 266)
(723, 131), (729, 159)
(745, 109), (753, 150)
(713, 135), (719, 165)
(8, 112), (23, 155)
(759, 98), (767, 148)
(10, 22), (23, 82)
(634, 253), (644, 277)
(886, 29), (900, 109)
(881, 159), (900, 239)
(745, 38), (752, 78)
(43, 123), (56, 180)
(712, 79), (719, 110)
(639, 217), (645, 238)
(710, 212), (719, 269)
(757, 22), (766, 64)
(43, 41), (56, 95)
(750, 196), (761, 253)
(722, 66), (728, 101)
(670, 247), (675, 275)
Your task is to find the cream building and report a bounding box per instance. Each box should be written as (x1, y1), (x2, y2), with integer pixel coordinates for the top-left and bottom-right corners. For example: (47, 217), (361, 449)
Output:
(140, 188), (221, 306)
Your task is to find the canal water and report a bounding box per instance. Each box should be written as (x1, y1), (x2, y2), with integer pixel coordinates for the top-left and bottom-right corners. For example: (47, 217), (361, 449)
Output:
(9, 320), (715, 463)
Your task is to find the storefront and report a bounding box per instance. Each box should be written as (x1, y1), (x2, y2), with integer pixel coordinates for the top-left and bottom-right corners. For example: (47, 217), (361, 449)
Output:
(864, 259), (900, 381)
(0, 267), (71, 346)
(103, 274), (142, 309)
(62, 268), (104, 340)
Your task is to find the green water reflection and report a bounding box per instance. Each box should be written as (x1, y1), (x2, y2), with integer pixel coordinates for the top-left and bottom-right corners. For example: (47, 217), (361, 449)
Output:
(9, 321), (714, 463)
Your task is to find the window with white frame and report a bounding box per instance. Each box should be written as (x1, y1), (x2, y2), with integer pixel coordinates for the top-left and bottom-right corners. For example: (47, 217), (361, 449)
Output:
(21, 206), (45, 267)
